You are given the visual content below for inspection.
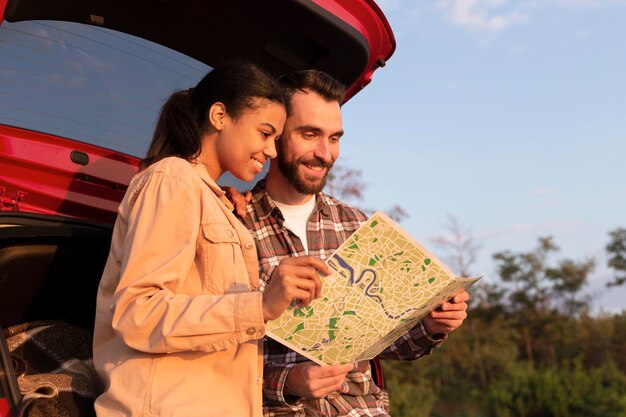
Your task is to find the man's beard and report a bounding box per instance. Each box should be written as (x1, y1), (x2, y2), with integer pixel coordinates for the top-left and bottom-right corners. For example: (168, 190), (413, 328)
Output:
(277, 152), (333, 195)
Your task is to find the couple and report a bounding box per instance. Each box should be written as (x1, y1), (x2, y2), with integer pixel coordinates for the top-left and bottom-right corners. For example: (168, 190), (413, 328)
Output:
(93, 61), (469, 417)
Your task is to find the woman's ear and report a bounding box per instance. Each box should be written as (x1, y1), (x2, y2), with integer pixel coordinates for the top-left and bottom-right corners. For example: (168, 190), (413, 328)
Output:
(208, 102), (227, 131)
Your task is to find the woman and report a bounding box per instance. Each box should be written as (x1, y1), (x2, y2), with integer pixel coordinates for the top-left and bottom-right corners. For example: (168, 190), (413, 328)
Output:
(93, 62), (326, 417)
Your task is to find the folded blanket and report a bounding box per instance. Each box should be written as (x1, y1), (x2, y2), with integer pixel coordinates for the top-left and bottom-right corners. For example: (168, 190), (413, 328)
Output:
(4, 321), (100, 417)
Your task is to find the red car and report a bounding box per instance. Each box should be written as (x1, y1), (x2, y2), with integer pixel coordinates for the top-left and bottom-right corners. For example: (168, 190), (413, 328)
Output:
(0, 1), (395, 416)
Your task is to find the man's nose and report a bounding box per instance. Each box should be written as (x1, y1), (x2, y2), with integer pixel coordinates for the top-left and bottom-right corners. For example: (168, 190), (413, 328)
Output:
(313, 139), (332, 163)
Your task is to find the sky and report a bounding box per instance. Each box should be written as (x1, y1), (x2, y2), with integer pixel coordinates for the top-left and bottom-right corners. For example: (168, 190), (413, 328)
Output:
(339, 0), (626, 312)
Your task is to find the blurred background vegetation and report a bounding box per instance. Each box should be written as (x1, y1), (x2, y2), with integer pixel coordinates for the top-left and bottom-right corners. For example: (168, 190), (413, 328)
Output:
(382, 227), (626, 417)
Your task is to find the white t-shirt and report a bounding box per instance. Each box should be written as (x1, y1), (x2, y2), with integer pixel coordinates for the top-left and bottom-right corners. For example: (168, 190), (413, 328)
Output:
(272, 197), (316, 253)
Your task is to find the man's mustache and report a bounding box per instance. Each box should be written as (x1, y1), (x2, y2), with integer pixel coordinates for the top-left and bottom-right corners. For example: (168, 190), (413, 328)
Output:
(301, 157), (333, 169)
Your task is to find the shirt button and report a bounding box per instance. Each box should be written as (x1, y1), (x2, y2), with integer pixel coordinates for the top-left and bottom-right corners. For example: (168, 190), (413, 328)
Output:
(245, 242), (254, 250)
(246, 328), (256, 335)
(227, 229), (235, 238)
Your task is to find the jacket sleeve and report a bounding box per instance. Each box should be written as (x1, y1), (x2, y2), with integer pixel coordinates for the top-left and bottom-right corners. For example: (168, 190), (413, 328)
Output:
(111, 170), (265, 354)
(377, 321), (446, 360)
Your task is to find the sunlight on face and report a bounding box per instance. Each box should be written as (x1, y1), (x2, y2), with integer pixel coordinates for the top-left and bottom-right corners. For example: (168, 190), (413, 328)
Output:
(277, 91), (343, 194)
(217, 99), (286, 182)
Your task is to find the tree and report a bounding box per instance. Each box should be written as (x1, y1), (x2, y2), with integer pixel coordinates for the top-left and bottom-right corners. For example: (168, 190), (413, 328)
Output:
(430, 213), (481, 278)
(428, 215), (519, 388)
(493, 237), (595, 365)
(325, 162), (408, 222)
(494, 237), (594, 316)
(606, 227), (626, 287)
(325, 163), (366, 202)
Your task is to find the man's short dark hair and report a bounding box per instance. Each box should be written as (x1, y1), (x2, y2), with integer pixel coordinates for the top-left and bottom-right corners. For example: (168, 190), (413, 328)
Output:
(278, 70), (346, 115)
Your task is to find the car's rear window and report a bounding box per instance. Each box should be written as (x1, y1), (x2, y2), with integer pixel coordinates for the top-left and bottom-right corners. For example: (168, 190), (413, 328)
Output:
(0, 20), (209, 158)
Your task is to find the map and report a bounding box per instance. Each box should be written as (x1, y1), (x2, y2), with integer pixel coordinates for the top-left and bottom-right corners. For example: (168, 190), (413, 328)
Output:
(265, 211), (480, 365)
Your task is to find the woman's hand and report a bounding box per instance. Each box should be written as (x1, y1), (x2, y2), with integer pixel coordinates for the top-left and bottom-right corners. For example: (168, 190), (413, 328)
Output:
(262, 256), (329, 321)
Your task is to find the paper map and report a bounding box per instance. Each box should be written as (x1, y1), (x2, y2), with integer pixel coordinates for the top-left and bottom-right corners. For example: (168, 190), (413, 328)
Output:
(265, 211), (481, 365)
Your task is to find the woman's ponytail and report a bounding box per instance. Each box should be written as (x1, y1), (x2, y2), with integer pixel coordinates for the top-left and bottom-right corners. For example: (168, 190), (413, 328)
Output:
(141, 90), (202, 170)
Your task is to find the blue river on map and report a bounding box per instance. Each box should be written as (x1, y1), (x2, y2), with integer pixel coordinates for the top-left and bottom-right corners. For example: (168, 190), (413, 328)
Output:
(331, 254), (418, 320)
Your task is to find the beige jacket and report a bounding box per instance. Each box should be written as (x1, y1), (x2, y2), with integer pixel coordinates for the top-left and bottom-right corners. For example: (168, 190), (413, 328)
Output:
(93, 157), (265, 417)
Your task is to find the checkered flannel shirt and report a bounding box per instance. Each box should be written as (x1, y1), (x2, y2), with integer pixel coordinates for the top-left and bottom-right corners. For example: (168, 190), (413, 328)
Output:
(241, 179), (445, 417)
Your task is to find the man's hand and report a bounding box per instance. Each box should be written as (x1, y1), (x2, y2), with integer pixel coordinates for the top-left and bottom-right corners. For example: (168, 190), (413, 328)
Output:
(262, 256), (329, 321)
(423, 290), (470, 336)
(285, 362), (354, 399)
(223, 186), (252, 217)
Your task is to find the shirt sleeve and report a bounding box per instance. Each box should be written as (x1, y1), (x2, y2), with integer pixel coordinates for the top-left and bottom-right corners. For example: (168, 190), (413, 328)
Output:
(263, 362), (303, 411)
(111, 170), (265, 354)
(378, 321), (446, 360)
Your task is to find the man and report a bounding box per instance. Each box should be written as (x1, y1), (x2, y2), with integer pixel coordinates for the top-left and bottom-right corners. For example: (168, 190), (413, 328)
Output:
(237, 70), (469, 416)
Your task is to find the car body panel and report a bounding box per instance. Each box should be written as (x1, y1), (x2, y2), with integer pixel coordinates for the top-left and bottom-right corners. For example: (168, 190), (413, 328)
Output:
(1, 125), (139, 223)
(311, 0), (395, 96)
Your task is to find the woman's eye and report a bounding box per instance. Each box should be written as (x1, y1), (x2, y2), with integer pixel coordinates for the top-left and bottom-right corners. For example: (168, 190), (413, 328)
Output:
(261, 131), (270, 138)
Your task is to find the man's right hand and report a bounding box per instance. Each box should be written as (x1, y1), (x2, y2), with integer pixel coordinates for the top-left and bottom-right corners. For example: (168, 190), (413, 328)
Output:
(262, 256), (329, 321)
(222, 186), (252, 217)
(285, 362), (354, 399)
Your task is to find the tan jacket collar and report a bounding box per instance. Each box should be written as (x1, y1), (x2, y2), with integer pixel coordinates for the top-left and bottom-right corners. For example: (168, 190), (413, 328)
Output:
(191, 160), (234, 211)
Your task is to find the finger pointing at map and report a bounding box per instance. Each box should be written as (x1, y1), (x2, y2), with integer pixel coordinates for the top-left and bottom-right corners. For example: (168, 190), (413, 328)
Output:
(262, 256), (328, 321)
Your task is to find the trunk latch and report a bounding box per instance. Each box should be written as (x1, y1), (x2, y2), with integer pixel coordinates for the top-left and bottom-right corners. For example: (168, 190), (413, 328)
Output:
(0, 187), (28, 211)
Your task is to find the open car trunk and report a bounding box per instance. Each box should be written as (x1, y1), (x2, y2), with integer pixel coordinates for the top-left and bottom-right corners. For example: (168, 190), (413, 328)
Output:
(0, 212), (112, 330)
(0, 212), (112, 417)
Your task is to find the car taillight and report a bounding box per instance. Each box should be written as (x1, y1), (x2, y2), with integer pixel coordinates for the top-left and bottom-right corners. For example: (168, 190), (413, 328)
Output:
(0, 398), (14, 417)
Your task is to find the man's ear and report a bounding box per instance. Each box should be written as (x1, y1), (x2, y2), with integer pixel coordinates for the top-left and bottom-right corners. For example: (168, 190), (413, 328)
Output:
(208, 102), (227, 131)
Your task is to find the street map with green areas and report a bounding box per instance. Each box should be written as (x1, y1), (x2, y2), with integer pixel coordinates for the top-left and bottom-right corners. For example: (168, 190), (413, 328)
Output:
(265, 211), (481, 365)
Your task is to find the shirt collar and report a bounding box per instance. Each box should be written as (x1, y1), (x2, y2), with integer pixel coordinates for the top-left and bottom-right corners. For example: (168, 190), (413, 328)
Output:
(251, 178), (330, 220)
(192, 159), (234, 211)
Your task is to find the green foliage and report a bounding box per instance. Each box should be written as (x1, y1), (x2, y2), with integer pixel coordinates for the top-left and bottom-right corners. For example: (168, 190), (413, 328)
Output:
(384, 360), (437, 417)
(382, 235), (626, 417)
(607, 228), (626, 287)
(486, 359), (626, 417)
(434, 316), (519, 388)
(491, 237), (595, 366)
(493, 236), (594, 317)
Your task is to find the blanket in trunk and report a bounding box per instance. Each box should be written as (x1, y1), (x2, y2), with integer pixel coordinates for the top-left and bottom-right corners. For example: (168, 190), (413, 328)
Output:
(4, 321), (100, 417)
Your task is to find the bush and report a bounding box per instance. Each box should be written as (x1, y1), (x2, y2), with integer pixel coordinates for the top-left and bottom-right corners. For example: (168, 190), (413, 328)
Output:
(384, 360), (437, 417)
(486, 359), (626, 417)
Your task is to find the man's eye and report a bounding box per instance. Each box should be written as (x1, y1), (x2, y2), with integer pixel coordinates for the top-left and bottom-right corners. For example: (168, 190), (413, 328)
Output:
(303, 132), (315, 139)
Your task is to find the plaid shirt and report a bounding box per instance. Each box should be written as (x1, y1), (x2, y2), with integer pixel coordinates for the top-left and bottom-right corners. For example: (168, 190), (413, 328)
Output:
(241, 179), (445, 417)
